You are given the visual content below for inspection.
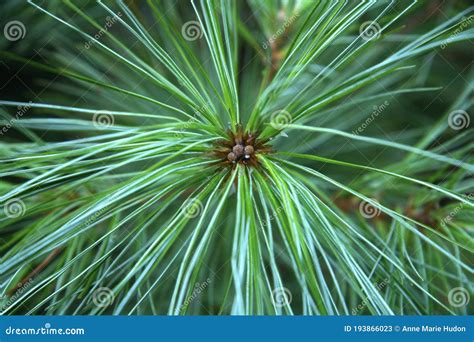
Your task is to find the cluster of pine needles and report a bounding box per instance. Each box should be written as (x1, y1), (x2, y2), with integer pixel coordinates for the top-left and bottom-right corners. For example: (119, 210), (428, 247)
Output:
(0, 0), (473, 315)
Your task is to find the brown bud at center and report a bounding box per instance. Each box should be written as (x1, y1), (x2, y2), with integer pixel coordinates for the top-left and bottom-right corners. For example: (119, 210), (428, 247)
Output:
(227, 152), (236, 162)
(244, 145), (254, 155)
(232, 144), (244, 157)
